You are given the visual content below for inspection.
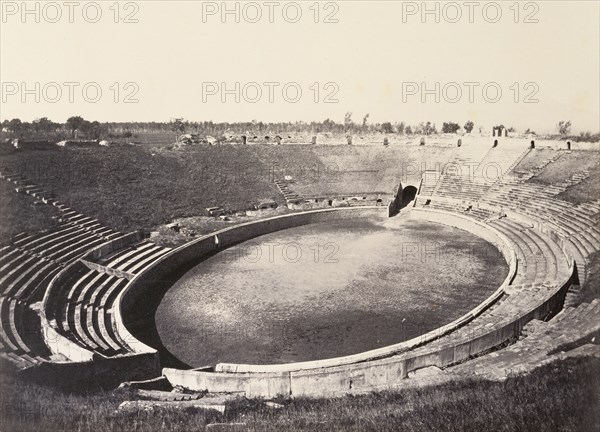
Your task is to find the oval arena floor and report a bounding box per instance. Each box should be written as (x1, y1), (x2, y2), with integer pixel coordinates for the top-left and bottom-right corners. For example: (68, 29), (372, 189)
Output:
(156, 217), (507, 366)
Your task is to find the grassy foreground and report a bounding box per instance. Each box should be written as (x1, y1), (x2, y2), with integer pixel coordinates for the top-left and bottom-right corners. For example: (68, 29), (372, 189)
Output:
(1, 356), (598, 432)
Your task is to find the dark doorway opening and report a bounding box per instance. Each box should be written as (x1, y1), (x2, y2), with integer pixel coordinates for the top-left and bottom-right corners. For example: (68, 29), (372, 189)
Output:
(401, 186), (418, 208)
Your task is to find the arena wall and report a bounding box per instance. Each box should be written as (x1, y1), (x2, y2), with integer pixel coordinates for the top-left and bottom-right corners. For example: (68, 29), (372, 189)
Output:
(165, 271), (573, 398)
(162, 208), (574, 398)
(164, 275), (567, 399)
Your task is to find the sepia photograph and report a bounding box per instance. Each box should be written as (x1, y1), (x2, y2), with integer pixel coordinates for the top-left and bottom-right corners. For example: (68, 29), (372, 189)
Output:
(0, 1), (599, 431)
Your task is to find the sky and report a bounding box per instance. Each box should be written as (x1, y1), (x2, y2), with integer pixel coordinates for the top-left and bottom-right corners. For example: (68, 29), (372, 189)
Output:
(1, 0), (599, 133)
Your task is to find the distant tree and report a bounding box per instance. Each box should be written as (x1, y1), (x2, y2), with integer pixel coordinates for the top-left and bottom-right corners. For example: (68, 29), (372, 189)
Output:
(405, 125), (413, 135)
(344, 112), (353, 131)
(508, 127), (516, 133)
(423, 121), (436, 135)
(381, 122), (393, 134)
(464, 121), (474, 134)
(323, 118), (337, 130)
(525, 128), (536, 135)
(32, 117), (57, 134)
(397, 122), (406, 135)
(362, 113), (370, 130)
(82, 121), (105, 139)
(7, 118), (23, 134)
(578, 131), (600, 142)
(557, 120), (572, 136)
(442, 122), (461, 134)
(413, 122), (435, 135)
(66, 116), (85, 137)
(169, 118), (187, 139)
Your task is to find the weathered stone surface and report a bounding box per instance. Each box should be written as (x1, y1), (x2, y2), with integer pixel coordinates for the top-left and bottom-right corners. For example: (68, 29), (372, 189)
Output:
(118, 400), (226, 414)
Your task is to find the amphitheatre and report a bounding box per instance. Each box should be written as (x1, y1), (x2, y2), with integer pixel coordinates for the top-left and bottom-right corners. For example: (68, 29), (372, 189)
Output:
(0, 130), (599, 424)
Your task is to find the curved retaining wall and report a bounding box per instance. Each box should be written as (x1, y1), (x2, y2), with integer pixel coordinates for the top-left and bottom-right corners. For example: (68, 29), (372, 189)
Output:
(162, 208), (574, 398)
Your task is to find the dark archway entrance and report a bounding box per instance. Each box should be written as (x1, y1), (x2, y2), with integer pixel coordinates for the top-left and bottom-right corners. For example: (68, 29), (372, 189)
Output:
(401, 186), (418, 208)
(388, 183), (419, 216)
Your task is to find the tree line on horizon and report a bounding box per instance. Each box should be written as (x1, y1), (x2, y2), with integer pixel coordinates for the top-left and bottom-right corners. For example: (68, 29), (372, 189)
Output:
(2, 115), (596, 142)
(1, 116), (477, 137)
